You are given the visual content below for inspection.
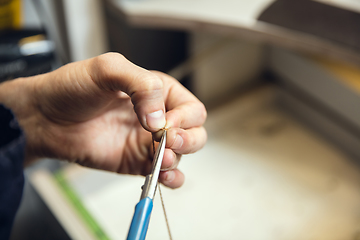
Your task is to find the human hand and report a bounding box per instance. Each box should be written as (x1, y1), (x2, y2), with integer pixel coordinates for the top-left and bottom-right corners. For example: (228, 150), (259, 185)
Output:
(0, 53), (207, 188)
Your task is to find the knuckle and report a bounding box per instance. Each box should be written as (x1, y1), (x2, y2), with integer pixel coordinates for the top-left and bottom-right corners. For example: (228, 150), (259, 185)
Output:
(90, 52), (125, 74)
(93, 52), (126, 71)
(198, 102), (207, 123)
(188, 127), (207, 152)
(99, 52), (126, 62)
(90, 53), (129, 91)
(201, 127), (208, 147)
(131, 72), (164, 95)
(151, 70), (177, 83)
(204, 127), (208, 141)
(187, 131), (198, 152)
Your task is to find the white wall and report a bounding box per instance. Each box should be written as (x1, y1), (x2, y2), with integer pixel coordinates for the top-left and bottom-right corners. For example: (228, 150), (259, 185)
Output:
(63, 0), (108, 61)
(190, 32), (264, 103)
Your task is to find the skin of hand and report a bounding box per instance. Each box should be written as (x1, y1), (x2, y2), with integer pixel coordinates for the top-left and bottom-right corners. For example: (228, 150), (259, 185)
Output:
(0, 52), (207, 188)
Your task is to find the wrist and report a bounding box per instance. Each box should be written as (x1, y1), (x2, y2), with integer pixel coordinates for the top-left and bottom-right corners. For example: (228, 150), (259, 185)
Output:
(0, 77), (35, 114)
(0, 77), (40, 163)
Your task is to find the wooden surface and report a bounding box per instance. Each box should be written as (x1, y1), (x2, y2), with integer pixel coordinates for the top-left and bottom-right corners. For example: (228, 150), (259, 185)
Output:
(104, 0), (360, 65)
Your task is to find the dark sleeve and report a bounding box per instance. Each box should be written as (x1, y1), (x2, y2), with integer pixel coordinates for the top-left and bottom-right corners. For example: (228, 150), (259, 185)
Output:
(0, 104), (25, 239)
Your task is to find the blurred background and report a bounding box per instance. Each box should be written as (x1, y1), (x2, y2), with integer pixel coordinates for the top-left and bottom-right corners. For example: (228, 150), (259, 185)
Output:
(2, 0), (360, 239)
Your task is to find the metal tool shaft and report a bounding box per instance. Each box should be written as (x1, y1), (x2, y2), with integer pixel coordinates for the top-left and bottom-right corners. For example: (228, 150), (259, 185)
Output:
(140, 130), (167, 200)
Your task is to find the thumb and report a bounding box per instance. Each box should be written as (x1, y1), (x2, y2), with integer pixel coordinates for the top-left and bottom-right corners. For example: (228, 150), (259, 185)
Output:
(87, 52), (166, 132)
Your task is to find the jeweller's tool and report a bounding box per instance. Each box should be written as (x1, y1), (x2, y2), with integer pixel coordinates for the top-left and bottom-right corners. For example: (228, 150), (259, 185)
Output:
(127, 130), (167, 240)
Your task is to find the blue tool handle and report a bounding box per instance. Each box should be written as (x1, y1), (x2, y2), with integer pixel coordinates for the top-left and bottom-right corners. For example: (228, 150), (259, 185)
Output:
(127, 197), (153, 240)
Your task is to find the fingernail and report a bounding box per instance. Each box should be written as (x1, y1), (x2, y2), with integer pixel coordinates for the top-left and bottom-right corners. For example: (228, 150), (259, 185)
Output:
(146, 110), (165, 130)
(165, 170), (175, 182)
(172, 135), (183, 150)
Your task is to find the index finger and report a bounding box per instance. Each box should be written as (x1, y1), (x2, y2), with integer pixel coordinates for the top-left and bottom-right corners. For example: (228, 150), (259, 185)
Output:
(87, 53), (166, 132)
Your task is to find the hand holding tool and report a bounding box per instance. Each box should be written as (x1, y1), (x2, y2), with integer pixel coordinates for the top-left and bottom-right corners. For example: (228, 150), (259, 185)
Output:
(127, 130), (167, 240)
